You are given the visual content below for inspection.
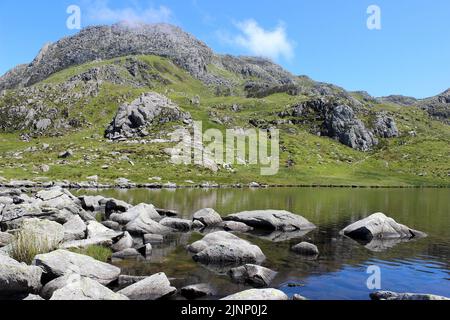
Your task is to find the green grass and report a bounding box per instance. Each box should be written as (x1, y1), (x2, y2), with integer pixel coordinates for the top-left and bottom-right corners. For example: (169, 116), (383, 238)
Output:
(0, 55), (449, 187)
(70, 245), (113, 263)
(9, 230), (58, 265)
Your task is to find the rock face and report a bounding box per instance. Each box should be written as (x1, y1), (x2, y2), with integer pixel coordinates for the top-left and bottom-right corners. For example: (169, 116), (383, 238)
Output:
(373, 113), (399, 138)
(370, 291), (449, 301)
(291, 242), (320, 256)
(192, 208), (223, 226)
(188, 231), (265, 265)
(221, 289), (288, 301)
(224, 210), (315, 232)
(229, 264), (277, 288)
(32, 249), (121, 285)
(0, 255), (43, 296)
(50, 276), (129, 300)
(117, 272), (176, 300)
(159, 217), (192, 231)
(340, 212), (426, 243)
(105, 92), (191, 140)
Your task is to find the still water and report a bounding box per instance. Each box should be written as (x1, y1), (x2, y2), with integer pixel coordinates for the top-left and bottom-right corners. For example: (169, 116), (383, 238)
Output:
(76, 188), (450, 300)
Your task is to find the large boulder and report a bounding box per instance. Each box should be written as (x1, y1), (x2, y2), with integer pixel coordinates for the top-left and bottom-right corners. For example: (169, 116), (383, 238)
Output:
(192, 208), (222, 226)
(0, 255), (43, 296)
(0, 203), (44, 229)
(0, 231), (14, 247)
(20, 218), (65, 248)
(63, 215), (87, 241)
(340, 213), (427, 243)
(117, 272), (176, 300)
(126, 211), (173, 235)
(32, 250), (121, 285)
(110, 203), (160, 225)
(224, 210), (316, 232)
(105, 92), (192, 140)
(221, 289), (288, 301)
(50, 275), (129, 300)
(180, 283), (216, 299)
(159, 217), (192, 231)
(370, 291), (449, 301)
(86, 220), (123, 240)
(291, 242), (320, 256)
(80, 195), (105, 212)
(229, 264), (277, 288)
(105, 198), (132, 216)
(188, 231), (265, 265)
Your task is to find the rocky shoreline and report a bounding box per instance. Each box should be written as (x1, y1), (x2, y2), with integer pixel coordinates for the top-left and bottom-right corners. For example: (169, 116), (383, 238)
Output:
(0, 186), (447, 301)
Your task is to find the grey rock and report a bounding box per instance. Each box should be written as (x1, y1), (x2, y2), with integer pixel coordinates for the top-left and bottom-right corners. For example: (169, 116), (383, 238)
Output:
(126, 210), (173, 235)
(229, 264), (277, 288)
(136, 243), (152, 258)
(20, 218), (65, 248)
(373, 113), (399, 138)
(58, 150), (73, 159)
(222, 221), (254, 232)
(110, 203), (160, 225)
(340, 212), (427, 243)
(105, 198), (132, 216)
(118, 272), (176, 300)
(0, 255), (43, 295)
(63, 215), (86, 241)
(291, 242), (319, 256)
(111, 231), (133, 252)
(370, 291), (449, 301)
(86, 220), (123, 240)
(143, 234), (164, 245)
(159, 217), (192, 231)
(118, 275), (149, 287)
(80, 195), (105, 211)
(221, 289), (288, 301)
(180, 283), (215, 299)
(23, 294), (45, 301)
(112, 248), (142, 260)
(188, 231), (265, 265)
(40, 274), (74, 299)
(101, 220), (121, 231)
(293, 294), (308, 300)
(0, 232), (14, 247)
(32, 249), (121, 285)
(61, 237), (113, 250)
(224, 210), (316, 232)
(192, 208), (222, 226)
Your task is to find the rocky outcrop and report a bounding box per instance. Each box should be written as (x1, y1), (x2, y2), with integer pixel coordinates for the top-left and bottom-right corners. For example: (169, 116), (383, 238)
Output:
(224, 210), (316, 232)
(340, 212), (427, 243)
(0, 255), (43, 296)
(32, 249), (121, 285)
(117, 272), (176, 300)
(370, 291), (449, 301)
(229, 264), (277, 288)
(188, 231), (265, 266)
(221, 289), (288, 301)
(373, 113), (399, 138)
(105, 92), (192, 140)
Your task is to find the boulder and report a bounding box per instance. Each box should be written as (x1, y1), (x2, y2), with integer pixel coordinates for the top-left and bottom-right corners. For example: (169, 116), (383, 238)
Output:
(61, 237), (113, 250)
(118, 275), (148, 287)
(0, 203), (44, 229)
(86, 220), (123, 240)
(110, 203), (160, 225)
(293, 294), (308, 301)
(224, 210), (316, 232)
(144, 234), (164, 245)
(160, 217), (192, 231)
(188, 231), (265, 265)
(117, 272), (176, 300)
(126, 211), (173, 235)
(221, 289), (288, 301)
(340, 213), (427, 243)
(192, 208), (222, 226)
(229, 264), (277, 288)
(373, 113), (399, 138)
(222, 221), (254, 233)
(105, 198), (132, 216)
(112, 248), (142, 260)
(180, 283), (216, 299)
(291, 242), (319, 256)
(63, 215), (87, 241)
(111, 231), (133, 252)
(370, 291), (449, 301)
(0, 255), (43, 296)
(50, 276), (129, 300)
(101, 221), (121, 231)
(21, 218), (65, 248)
(32, 249), (121, 285)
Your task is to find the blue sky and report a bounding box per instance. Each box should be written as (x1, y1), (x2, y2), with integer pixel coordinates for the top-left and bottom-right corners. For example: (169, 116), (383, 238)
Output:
(0, 0), (449, 98)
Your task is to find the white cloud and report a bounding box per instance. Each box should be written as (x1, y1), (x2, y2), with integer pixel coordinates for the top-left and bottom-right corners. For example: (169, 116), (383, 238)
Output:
(231, 19), (295, 61)
(85, 0), (173, 26)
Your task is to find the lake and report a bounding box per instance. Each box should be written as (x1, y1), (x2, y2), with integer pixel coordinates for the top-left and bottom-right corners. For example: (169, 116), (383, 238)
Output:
(76, 187), (450, 300)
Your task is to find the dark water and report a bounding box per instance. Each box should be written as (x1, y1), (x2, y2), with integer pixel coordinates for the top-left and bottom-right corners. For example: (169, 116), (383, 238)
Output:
(76, 188), (450, 300)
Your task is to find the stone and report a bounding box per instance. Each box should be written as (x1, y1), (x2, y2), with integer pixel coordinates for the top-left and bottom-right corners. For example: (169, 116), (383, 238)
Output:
(293, 294), (308, 300)
(32, 249), (121, 285)
(0, 255), (43, 296)
(224, 210), (316, 232)
(117, 272), (176, 300)
(21, 218), (65, 248)
(373, 113), (399, 138)
(23, 294), (45, 301)
(118, 275), (149, 287)
(0, 231), (14, 247)
(50, 276), (129, 300)
(58, 150), (73, 159)
(126, 210), (173, 235)
(80, 195), (105, 211)
(105, 198), (132, 216)
(112, 248), (142, 260)
(143, 233), (164, 244)
(110, 203), (160, 225)
(40, 164), (50, 173)
(370, 291), (449, 301)
(160, 217), (192, 231)
(222, 221), (254, 233)
(291, 242), (319, 256)
(63, 215), (87, 241)
(40, 274), (73, 299)
(111, 231), (133, 252)
(137, 243), (152, 258)
(229, 264), (277, 288)
(180, 283), (215, 299)
(192, 220), (205, 230)
(87, 220), (123, 240)
(61, 237), (113, 250)
(192, 208), (222, 226)
(221, 289), (288, 301)
(340, 212), (427, 243)
(188, 231), (265, 265)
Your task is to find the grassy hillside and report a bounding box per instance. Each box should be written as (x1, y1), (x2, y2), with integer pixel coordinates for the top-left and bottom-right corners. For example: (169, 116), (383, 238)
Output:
(0, 55), (449, 187)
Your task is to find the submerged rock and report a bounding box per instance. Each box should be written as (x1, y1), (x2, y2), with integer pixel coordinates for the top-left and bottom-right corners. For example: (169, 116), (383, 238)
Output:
(370, 291), (449, 301)
(188, 231), (265, 266)
(117, 272), (176, 300)
(221, 289), (288, 301)
(32, 249), (121, 285)
(224, 210), (316, 232)
(229, 264), (277, 288)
